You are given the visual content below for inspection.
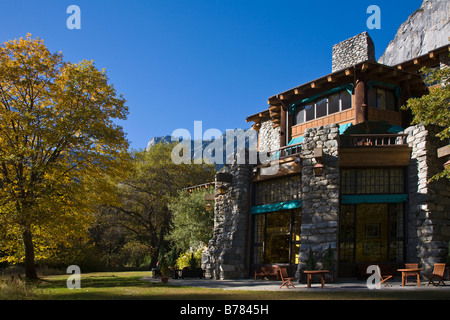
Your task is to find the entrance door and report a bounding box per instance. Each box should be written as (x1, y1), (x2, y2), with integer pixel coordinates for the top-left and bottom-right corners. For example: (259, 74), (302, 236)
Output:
(355, 204), (388, 263)
(338, 203), (405, 277)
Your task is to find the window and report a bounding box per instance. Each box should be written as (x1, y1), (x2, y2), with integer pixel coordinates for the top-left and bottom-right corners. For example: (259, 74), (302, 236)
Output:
(292, 89), (353, 125)
(338, 203), (405, 265)
(294, 108), (305, 125)
(305, 104), (315, 122)
(252, 210), (301, 265)
(316, 98), (327, 118)
(328, 94), (340, 114)
(341, 168), (405, 195)
(368, 86), (398, 111)
(341, 90), (352, 110)
(254, 175), (301, 206)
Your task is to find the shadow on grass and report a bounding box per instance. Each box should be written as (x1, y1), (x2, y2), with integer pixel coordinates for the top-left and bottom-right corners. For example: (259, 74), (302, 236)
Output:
(34, 274), (450, 300)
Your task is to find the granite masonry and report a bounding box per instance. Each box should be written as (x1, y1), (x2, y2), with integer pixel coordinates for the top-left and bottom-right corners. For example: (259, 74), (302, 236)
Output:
(297, 124), (340, 278)
(405, 124), (450, 273)
(332, 32), (376, 72)
(203, 122), (450, 279)
(202, 157), (252, 280)
(258, 120), (280, 153)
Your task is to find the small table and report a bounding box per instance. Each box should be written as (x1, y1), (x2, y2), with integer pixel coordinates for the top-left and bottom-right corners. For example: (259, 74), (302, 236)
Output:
(303, 270), (329, 289)
(397, 268), (423, 287)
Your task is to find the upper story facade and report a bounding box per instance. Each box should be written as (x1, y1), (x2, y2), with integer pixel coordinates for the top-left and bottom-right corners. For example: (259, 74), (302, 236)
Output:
(246, 32), (449, 166)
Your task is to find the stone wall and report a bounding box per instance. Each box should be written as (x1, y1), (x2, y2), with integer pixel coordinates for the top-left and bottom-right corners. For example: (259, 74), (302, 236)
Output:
(332, 32), (376, 72)
(202, 158), (252, 279)
(297, 124), (340, 277)
(405, 124), (450, 272)
(258, 120), (280, 152)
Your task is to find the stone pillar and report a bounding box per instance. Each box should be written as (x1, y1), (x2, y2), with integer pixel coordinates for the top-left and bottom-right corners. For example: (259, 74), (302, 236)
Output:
(405, 124), (450, 272)
(258, 120), (280, 153)
(202, 159), (252, 280)
(297, 123), (340, 279)
(332, 32), (375, 72)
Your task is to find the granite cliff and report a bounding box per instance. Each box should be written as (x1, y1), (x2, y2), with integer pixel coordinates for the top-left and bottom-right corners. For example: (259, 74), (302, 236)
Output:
(378, 0), (450, 66)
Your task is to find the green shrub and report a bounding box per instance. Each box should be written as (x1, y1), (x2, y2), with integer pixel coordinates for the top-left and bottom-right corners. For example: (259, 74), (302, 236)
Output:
(176, 244), (205, 270)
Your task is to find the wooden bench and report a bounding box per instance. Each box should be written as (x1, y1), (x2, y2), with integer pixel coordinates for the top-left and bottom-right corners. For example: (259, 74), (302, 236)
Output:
(254, 265), (281, 280)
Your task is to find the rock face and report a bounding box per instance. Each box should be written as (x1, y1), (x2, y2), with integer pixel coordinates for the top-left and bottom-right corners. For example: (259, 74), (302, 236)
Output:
(378, 0), (450, 66)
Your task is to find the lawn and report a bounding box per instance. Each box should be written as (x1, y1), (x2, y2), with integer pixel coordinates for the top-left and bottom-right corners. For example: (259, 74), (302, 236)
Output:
(15, 271), (449, 301)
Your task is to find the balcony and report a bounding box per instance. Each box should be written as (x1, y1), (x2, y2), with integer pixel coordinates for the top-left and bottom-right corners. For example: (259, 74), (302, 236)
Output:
(339, 134), (411, 168)
(254, 143), (303, 181)
(266, 143), (303, 161)
(340, 133), (408, 148)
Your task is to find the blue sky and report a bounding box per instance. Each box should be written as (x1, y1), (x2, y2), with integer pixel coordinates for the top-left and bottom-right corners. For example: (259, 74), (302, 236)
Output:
(0, 0), (423, 150)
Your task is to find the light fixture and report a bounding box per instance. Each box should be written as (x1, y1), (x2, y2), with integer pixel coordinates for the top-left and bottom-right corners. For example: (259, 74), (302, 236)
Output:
(313, 147), (324, 176)
(217, 185), (227, 195)
(313, 163), (324, 176)
(205, 203), (212, 211)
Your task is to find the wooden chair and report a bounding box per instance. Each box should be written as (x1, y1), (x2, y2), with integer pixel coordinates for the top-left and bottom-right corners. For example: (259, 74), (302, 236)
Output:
(261, 266), (280, 280)
(254, 266), (280, 280)
(254, 268), (265, 280)
(279, 266), (296, 289)
(425, 263), (446, 286)
(376, 266), (393, 287)
(404, 263), (419, 285)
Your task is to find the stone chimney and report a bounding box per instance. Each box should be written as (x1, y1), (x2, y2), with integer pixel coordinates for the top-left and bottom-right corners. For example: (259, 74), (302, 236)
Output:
(332, 32), (376, 72)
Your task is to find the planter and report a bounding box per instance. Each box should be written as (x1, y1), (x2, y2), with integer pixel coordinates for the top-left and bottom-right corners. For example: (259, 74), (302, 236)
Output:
(179, 268), (205, 279)
(161, 276), (169, 284)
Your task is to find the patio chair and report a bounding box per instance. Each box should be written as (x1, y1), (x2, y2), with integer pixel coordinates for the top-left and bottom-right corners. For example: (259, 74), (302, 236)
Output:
(425, 263), (446, 286)
(404, 263), (419, 285)
(279, 266), (296, 289)
(254, 268), (265, 280)
(376, 266), (393, 287)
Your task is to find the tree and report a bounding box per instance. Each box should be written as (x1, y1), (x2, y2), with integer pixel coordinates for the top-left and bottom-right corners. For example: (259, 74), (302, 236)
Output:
(168, 188), (214, 253)
(0, 35), (129, 279)
(108, 144), (215, 268)
(405, 65), (450, 181)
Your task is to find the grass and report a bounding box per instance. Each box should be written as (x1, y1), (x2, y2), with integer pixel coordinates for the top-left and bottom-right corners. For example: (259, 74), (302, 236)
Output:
(3, 271), (450, 300)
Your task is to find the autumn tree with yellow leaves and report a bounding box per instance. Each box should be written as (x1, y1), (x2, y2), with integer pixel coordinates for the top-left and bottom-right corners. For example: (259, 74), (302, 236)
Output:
(0, 35), (129, 279)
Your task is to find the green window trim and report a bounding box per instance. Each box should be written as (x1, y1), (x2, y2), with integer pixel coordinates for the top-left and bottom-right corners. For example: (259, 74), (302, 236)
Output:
(341, 194), (408, 205)
(250, 200), (302, 215)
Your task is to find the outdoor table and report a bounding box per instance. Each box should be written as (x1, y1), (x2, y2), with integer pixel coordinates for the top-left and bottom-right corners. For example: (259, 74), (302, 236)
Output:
(397, 268), (423, 287)
(303, 270), (329, 288)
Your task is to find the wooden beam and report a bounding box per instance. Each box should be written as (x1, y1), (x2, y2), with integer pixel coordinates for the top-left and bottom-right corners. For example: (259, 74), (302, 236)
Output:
(327, 76), (336, 83)
(361, 63), (369, 72)
(268, 105), (280, 111)
(438, 145), (450, 158)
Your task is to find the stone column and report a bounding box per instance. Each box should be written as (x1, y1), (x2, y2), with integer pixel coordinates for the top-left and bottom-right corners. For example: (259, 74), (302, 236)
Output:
(297, 123), (340, 279)
(202, 159), (252, 280)
(405, 124), (450, 272)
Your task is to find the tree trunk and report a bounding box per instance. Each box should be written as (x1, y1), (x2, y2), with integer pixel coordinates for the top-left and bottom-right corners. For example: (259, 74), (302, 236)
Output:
(22, 228), (38, 280)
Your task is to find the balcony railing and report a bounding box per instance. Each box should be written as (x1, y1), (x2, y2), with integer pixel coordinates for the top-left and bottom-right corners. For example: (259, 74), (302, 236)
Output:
(266, 143), (303, 161)
(340, 134), (408, 148)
